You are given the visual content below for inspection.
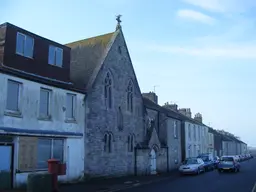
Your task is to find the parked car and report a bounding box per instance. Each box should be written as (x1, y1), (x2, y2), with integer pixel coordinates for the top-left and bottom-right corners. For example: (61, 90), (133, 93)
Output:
(197, 153), (215, 171)
(218, 156), (240, 173)
(179, 157), (205, 175)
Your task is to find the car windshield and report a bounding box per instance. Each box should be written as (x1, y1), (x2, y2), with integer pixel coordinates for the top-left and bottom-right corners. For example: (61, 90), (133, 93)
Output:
(183, 159), (198, 165)
(220, 157), (233, 162)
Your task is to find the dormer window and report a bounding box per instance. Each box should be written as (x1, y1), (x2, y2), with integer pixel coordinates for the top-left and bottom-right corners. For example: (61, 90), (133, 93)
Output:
(48, 45), (63, 67)
(16, 32), (34, 58)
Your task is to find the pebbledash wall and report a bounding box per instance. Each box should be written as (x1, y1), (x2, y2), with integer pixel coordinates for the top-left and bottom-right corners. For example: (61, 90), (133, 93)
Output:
(0, 73), (85, 187)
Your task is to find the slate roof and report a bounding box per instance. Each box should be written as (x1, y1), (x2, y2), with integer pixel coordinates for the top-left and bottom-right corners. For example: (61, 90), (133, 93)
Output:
(143, 97), (205, 125)
(65, 32), (116, 90)
(143, 97), (183, 120)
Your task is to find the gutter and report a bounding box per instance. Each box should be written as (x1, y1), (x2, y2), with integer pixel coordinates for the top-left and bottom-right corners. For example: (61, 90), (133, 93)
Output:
(134, 147), (137, 176)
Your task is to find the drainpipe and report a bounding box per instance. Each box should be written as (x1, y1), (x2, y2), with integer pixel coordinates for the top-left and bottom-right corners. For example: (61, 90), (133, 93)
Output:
(157, 111), (160, 135)
(134, 147), (137, 176)
(166, 146), (169, 172)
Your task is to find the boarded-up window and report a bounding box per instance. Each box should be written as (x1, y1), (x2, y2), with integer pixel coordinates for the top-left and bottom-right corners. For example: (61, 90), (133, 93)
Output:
(18, 137), (38, 171)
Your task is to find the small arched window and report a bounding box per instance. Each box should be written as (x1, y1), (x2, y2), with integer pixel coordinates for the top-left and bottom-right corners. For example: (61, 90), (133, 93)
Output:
(104, 133), (108, 152)
(128, 134), (135, 152)
(104, 73), (112, 109)
(103, 132), (113, 153)
(117, 107), (123, 131)
(127, 81), (133, 112)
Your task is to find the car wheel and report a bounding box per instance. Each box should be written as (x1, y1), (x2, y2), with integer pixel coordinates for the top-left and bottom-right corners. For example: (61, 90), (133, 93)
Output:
(197, 168), (200, 175)
(202, 167), (206, 173)
(218, 169), (222, 173)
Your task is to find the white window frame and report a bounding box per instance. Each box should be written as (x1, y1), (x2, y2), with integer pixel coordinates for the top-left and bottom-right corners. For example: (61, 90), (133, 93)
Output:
(37, 138), (65, 170)
(198, 126), (200, 141)
(16, 32), (34, 58)
(39, 88), (52, 119)
(188, 124), (191, 140)
(66, 93), (76, 121)
(193, 125), (196, 140)
(5, 80), (22, 116)
(48, 45), (63, 67)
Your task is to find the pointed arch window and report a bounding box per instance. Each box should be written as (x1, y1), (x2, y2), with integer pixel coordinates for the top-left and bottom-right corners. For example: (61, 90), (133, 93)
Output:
(104, 73), (112, 109)
(127, 81), (133, 112)
(128, 134), (135, 152)
(103, 132), (113, 153)
(117, 107), (123, 131)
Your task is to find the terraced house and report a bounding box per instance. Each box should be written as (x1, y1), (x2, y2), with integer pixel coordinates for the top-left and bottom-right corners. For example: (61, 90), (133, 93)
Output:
(142, 92), (183, 172)
(0, 22), (86, 189)
(178, 110), (209, 161)
(66, 17), (164, 177)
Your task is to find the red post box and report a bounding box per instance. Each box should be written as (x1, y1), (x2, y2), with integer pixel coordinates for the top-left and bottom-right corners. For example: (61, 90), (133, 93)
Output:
(58, 163), (67, 175)
(48, 159), (60, 192)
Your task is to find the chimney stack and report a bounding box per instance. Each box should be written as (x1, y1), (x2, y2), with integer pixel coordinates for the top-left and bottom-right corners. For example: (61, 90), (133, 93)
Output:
(194, 113), (203, 123)
(163, 102), (178, 111)
(178, 108), (192, 118)
(142, 92), (158, 104)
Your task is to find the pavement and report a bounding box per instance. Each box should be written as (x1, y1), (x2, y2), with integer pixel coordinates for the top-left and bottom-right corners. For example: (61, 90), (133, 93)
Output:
(121, 158), (256, 192)
(60, 170), (180, 192)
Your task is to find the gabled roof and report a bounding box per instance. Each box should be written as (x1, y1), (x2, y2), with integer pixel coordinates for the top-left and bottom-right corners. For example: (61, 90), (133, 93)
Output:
(66, 31), (117, 90)
(143, 97), (206, 126)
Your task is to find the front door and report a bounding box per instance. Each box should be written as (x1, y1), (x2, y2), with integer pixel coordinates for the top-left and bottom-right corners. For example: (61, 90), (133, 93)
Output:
(0, 145), (13, 189)
(150, 149), (156, 175)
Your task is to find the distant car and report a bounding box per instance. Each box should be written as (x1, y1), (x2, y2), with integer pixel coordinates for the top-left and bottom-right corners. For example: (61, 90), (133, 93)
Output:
(197, 154), (215, 171)
(233, 155), (240, 162)
(218, 156), (240, 173)
(179, 158), (205, 175)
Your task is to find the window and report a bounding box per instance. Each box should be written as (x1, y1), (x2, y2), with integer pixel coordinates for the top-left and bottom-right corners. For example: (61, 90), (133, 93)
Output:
(118, 46), (122, 54)
(6, 80), (21, 112)
(16, 32), (34, 58)
(128, 134), (135, 152)
(174, 121), (177, 138)
(188, 124), (191, 140)
(104, 73), (112, 109)
(193, 125), (196, 140)
(66, 93), (76, 120)
(103, 132), (113, 153)
(48, 45), (63, 67)
(198, 126), (200, 140)
(127, 81), (133, 112)
(117, 107), (123, 131)
(37, 138), (64, 169)
(39, 88), (51, 118)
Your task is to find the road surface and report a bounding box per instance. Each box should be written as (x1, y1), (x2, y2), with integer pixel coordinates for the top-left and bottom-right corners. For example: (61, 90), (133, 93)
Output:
(121, 158), (256, 192)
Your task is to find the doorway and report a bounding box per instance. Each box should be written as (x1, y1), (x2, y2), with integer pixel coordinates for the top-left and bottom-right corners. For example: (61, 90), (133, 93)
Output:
(0, 144), (14, 189)
(150, 149), (156, 175)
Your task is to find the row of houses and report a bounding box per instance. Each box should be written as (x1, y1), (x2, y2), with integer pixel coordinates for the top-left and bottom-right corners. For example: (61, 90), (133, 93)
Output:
(0, 20), (247, 189)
